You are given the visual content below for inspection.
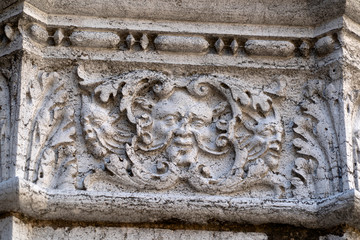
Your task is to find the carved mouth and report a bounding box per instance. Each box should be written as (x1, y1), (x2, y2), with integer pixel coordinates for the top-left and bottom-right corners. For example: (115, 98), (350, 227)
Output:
(173, 137), (193, 146)
(269, 142), (281, 152)
(267, 149), (280, 158)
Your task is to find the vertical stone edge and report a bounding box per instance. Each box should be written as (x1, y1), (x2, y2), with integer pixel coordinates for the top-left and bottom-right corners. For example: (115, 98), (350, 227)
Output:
(0, 11), (23, 183)
(338, 27), (360, 193)
(0, 53), (22, 183)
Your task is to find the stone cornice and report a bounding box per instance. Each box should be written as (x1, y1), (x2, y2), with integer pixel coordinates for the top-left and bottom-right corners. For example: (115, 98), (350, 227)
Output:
(2, 0), (346, 27)
(0, 177), (359, 229)
(2, 1), (360, 39)
(2, 0), (360, 69)
(0, 1), (347, 38)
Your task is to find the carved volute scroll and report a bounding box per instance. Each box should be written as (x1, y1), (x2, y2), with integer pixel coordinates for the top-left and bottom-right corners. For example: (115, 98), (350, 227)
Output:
(78, 67), (285, 196)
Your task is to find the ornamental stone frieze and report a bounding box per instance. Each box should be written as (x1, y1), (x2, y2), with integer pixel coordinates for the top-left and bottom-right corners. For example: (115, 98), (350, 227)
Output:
(1, 0), (360, 239)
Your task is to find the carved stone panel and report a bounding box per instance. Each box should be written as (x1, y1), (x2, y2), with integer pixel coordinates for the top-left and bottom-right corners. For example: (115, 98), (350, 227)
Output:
(3, 0), (360, 234)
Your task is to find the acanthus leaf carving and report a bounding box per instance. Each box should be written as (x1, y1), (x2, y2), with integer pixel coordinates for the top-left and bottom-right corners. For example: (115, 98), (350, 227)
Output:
(25, 71), (76, 189)
(291, 79), (342, 198)
(78, 67), (285, 197)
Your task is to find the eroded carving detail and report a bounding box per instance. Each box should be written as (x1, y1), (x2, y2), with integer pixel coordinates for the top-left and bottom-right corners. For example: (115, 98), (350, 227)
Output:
(292, 80), (343, 198)
(79, 67), (285, 196)
(24, 72), (76, 189)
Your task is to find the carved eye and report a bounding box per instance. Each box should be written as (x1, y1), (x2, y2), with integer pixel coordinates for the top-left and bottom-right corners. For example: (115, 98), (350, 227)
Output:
(94, 119), (104, 125)
(163, 115), (177, 126)
(260, 128), (275, 137)
(192, 119), (205, 128)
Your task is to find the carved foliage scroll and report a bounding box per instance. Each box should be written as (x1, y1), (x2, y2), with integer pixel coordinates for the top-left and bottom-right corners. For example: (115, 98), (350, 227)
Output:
(78, 67), (285, 196)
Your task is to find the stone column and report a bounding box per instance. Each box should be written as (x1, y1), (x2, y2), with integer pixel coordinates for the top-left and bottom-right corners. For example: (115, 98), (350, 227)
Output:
(1, 0), (360, 239)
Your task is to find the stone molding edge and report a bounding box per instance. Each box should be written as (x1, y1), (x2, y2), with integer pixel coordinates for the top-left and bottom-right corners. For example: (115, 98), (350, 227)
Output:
(7, 20), (341, 60)
(0, 2), (349, 56)
(13, 1), (357, 39)
(2, 2), (360, 48)
(0, 177), (359, 229)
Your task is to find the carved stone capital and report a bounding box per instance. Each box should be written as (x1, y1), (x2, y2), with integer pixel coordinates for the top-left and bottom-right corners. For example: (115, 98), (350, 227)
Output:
(2, 0), (360, 238)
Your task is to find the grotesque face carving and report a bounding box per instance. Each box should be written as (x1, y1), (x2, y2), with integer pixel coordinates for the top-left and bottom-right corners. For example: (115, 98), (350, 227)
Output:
(135, 88), (231, 167)
(151, 90), (217, 166)
(83, 107), (113, 158)
(241, 114), (283, 171)
(253, 118), (283, 169)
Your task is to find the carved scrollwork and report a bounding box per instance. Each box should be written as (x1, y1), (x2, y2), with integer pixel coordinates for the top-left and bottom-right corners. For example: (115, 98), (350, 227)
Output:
(78, 67), (285, 196)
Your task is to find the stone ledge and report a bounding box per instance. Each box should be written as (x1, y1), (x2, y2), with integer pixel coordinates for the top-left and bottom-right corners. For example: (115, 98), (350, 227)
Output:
(0, 178), (359, 229)
(2, 0), (346, 27)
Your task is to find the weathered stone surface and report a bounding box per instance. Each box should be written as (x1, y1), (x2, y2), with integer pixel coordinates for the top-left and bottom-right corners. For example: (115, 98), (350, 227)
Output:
(154, 35), (209, 53)
(315, 36), (336, 56)
(0, 217), (268, 240)
(69, 31), (120, 48)
(28, 23), (48, 44)
(244, 40), (295, 57)
(1, 0), (360, 239)
(9, 0), (346, 26)
(53, 29), (64, 46)
(0, 217), (13, 240)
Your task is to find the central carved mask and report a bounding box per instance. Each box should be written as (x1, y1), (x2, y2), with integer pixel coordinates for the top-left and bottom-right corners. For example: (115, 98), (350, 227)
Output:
(134, 87), (232, 168)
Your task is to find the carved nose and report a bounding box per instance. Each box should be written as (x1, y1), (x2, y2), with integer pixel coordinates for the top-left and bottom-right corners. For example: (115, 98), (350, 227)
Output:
(269, 142), (280, 151)
(269, 133), (282, 151)
(174, 120), (191, 137)
(274, 132), (282, 142)
(84, 125), (95, 138)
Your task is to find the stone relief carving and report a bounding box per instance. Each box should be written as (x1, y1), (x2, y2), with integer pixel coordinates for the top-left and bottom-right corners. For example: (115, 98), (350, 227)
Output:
(78, 67), (286, 196)
(24, 71), (76, 189)
(291, 79), (343, 198)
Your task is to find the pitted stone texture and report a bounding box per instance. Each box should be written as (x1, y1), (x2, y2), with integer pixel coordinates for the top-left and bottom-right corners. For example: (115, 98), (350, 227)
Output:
(154, 35), (209, 53)
(0, 217), (31, 240)
(28, 24), (48, 44)
(315, 36), (335, 56)
(244, 40), (295, 57)
(0, 217), (268, 240)
(69, 31), (120, 48)
(319, 229), (360, 240)
(34, 228), (267, 240)
(0, 217), (13, 240)
(14, 0), (347, 27)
